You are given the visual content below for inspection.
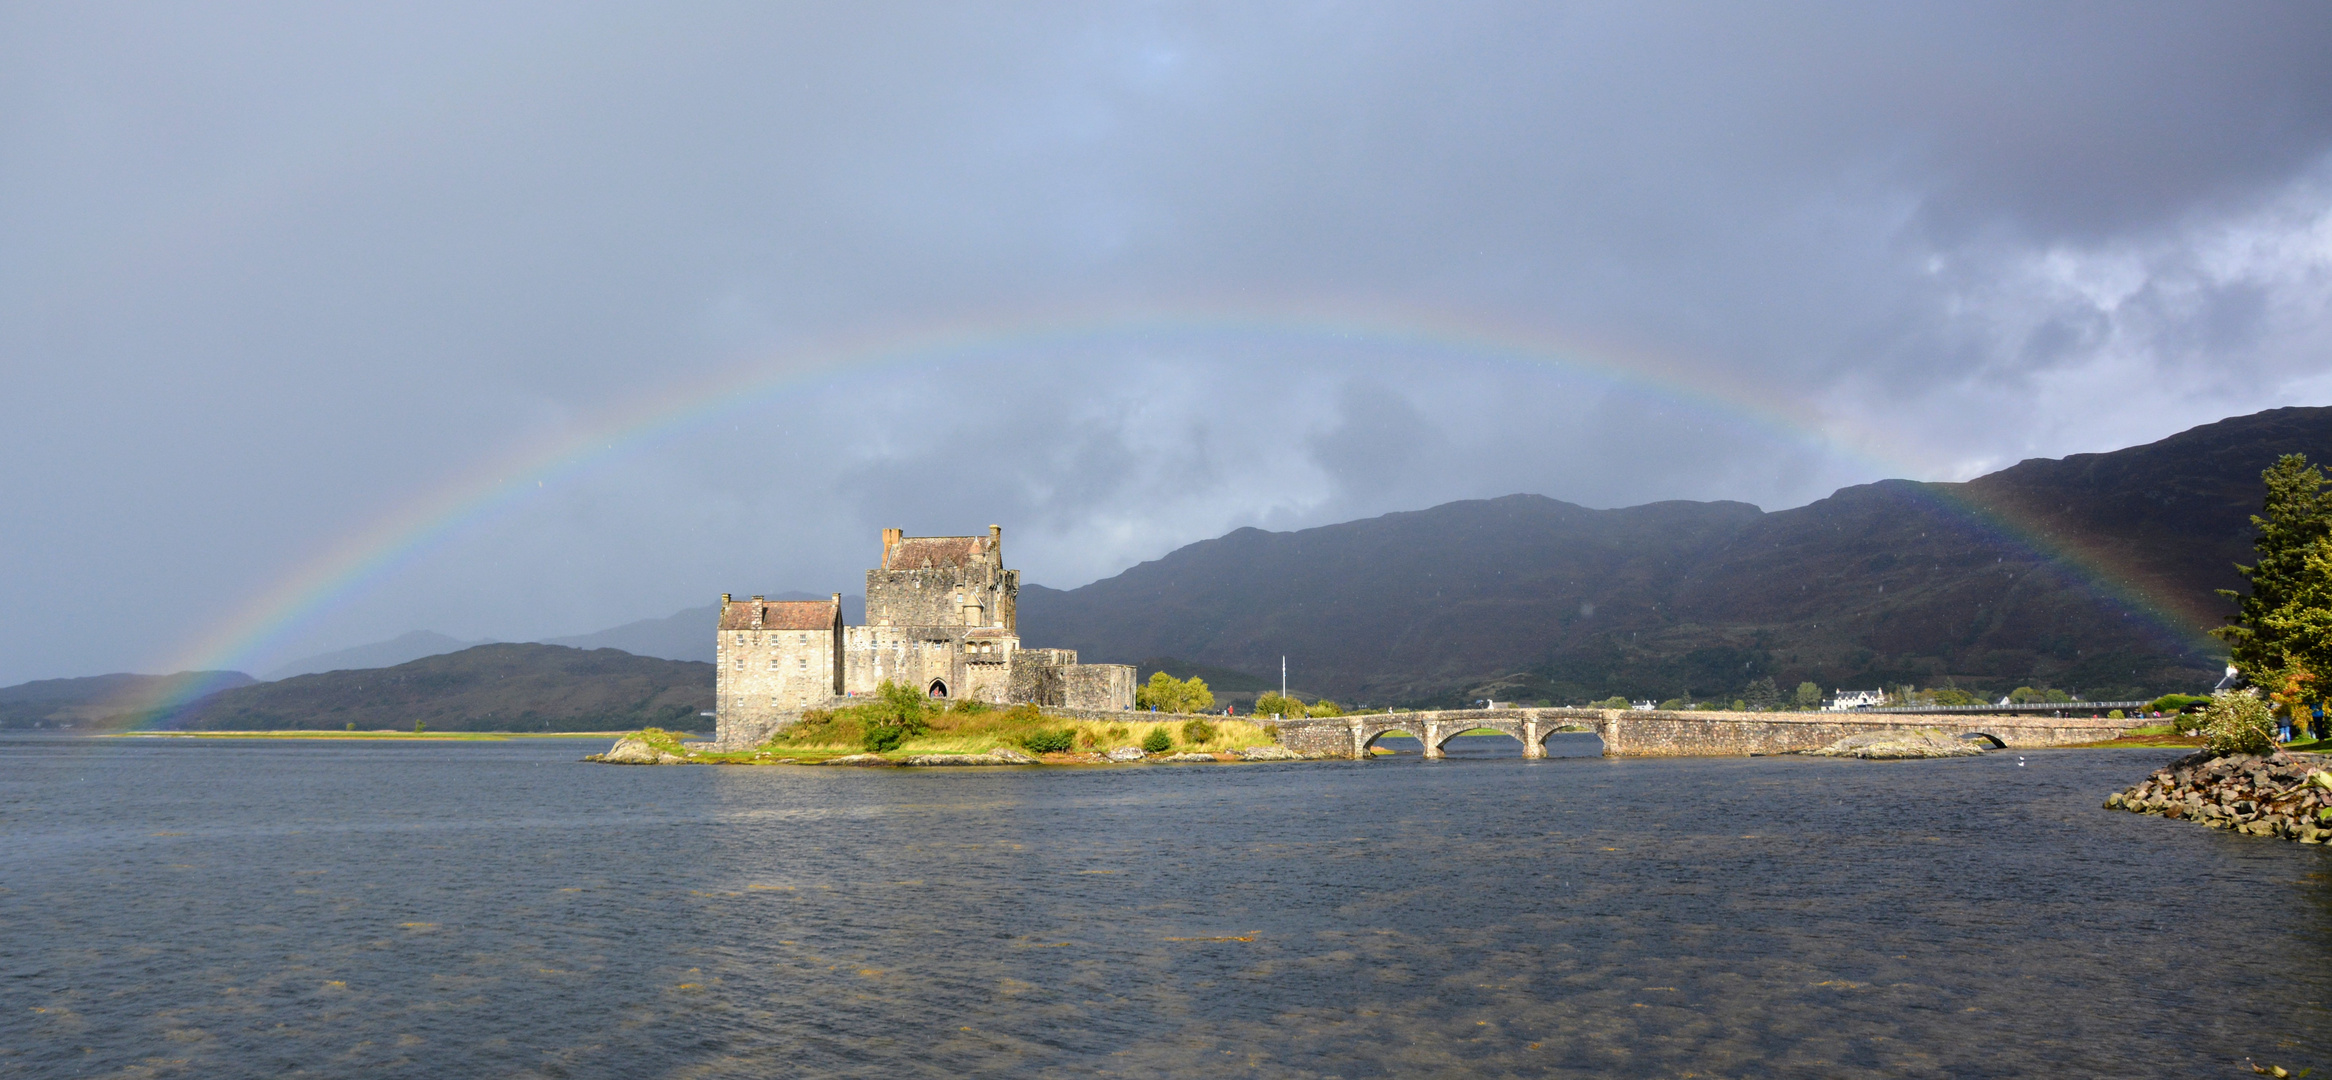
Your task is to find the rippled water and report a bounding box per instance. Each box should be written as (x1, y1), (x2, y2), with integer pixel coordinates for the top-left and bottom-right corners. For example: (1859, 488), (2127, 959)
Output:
(5, 733), (2329, 1078)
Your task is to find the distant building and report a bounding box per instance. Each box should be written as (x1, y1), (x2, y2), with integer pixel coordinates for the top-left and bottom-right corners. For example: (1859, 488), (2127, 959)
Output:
(714, 526), (1135, 747)
(1824, 689), (1885, 712)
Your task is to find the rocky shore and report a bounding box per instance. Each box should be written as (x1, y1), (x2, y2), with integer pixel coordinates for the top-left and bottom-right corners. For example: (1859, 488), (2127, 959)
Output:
(2106, 750), (2332, 842)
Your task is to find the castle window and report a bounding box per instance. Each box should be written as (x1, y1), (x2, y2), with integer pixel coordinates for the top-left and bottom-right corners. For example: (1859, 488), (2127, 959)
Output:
(734, 657), (744, 670)
(770, 656), (779, 669)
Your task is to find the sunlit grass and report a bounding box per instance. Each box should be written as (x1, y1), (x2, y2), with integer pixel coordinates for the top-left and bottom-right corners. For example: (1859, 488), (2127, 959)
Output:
(679, 705), (1282, 763)
(114, 730), (636, 741)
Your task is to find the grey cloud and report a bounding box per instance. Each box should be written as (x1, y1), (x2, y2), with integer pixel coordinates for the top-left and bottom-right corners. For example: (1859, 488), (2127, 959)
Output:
(4, 2), (2331, 683)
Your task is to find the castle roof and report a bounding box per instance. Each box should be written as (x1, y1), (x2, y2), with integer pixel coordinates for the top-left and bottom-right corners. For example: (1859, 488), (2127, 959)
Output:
(719, 599), (838, 631)
(883, 535), (992, 570)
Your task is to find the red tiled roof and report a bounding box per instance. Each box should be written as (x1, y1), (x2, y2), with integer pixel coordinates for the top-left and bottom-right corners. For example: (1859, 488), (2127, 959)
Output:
(719, 599), (838, 631)
(884, 535), (991, 570)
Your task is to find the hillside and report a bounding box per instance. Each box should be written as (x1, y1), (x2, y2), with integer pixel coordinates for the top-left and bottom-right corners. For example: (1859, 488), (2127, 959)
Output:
(0, 670), (255, 731)
(1019, 407), (2332, 707)
(264, 630), (495, 680)
(170, 643), (714, 732)
(539, 593), (865, 662)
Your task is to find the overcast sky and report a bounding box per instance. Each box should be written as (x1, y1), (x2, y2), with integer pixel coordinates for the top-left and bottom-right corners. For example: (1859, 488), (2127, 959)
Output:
(6, 2), (2332, 684)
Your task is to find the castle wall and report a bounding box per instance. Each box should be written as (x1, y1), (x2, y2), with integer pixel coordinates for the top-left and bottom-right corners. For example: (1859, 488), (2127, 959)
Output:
(842, 625), (1021, 704)
(715, 626), (840, 733)
(864, 567), (1017, 629)
(1061, 663), (1137, 711)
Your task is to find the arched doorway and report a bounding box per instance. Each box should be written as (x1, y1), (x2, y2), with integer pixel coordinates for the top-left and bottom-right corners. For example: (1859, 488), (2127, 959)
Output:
(927, 679), (949, 699)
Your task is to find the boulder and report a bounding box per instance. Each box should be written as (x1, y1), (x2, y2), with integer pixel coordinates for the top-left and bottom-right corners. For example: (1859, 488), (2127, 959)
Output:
(1103, 746), (1146, 763)
(1161, 752), (1221, 762)
(820, 753), (892, 766)
(599, 736), (688, 765)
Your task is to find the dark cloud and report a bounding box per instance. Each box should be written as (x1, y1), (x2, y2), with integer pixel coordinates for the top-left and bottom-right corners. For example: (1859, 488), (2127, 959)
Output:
(4, 2), (2330, 682)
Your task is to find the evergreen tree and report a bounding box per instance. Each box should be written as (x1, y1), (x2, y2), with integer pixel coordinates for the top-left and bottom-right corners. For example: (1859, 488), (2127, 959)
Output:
(2260, 533), (2332, 730)
(2216, 454), (2332, 687)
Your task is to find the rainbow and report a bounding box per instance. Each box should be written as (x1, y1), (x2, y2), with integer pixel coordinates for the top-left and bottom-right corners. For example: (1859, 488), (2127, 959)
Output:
(110, 301), (2227, 725)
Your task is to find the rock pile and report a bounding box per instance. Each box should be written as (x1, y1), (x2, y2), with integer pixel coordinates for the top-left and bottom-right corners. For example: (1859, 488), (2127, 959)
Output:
(2107, 750), (2332, 842)
(1808, 728), (1985, 759)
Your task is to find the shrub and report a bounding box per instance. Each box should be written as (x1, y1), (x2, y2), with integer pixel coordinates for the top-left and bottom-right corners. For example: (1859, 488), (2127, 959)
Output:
(1022, 729), (1076, 754)
(1261, 723), (1280, 743)
(1657, 698), (1689, 711)
(2108, 709), (2125, 720)
(2202, 689), (2278, 756)
(414, 721), (426, 734)
(1306, 699), (1344, 718)
(1592, 696), (1631, 710)
(862, 725), (907, 752)
(1141, 728), (1173, 754)
(950, 698), (992, 715)
(2151, 693), (2209, 715)
(1181, 719), (1217, 744)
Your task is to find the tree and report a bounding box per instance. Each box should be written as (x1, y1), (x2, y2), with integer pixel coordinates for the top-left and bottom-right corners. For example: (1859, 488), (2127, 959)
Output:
(1794, 682), (1821, 710)
(2260, 533), (2332, 734)
(1251, 692), (1305, 720)
(1136, 672), (1214, 714)
(2216, 455), (2332, 698)
(1742, 676), (1781, 712)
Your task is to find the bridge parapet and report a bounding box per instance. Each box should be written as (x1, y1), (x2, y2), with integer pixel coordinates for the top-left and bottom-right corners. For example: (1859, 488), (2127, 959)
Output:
(1272, 707), (2136, 759)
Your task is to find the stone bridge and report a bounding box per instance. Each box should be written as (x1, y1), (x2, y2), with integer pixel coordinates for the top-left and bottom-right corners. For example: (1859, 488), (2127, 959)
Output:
(1264, 706), (2139, 759)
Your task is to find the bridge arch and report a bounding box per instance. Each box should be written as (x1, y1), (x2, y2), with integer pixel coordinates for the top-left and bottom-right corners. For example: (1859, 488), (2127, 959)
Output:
(1432, 721), (1531, 756)
(1358, 726), (1424, 756)
(1959, 731), (2007, 749)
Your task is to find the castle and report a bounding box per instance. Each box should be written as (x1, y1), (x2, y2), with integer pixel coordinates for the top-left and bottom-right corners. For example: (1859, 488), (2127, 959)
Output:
(713, 525), (1136, 747)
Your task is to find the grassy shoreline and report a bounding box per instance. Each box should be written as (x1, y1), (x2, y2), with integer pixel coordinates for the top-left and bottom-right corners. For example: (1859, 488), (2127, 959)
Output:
(110, 730), (637, 740)
(609, 701), (1286, 765)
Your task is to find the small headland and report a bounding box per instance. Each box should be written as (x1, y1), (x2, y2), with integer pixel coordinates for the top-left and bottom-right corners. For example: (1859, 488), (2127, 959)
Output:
(589, 701), (1322, 766)
(2107, 750), (2332, 842)
(1804, 727), (1986, 759)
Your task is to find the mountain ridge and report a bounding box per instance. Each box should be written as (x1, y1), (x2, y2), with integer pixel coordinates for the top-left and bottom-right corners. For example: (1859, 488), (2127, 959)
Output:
(1018, 407), (2332, 706)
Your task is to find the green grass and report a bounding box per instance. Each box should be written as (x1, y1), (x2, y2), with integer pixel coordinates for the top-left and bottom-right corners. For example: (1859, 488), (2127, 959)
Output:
(647, 705), (1281, 765)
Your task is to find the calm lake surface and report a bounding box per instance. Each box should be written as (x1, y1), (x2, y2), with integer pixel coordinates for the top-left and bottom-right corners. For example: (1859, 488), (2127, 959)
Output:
(5, 733), (2329, 1078)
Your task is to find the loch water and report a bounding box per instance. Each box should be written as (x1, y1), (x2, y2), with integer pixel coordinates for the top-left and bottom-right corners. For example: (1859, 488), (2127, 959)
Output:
(5, 733), (2330, 1078)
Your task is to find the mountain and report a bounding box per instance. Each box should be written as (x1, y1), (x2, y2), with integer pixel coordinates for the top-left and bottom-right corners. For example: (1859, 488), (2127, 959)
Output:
(0, 670), (256, 731)
(172, 643), (714, 732)
(1019, 406), (2332, 707)
(540, 594), (865, 662)
(265, 630), (496, 680)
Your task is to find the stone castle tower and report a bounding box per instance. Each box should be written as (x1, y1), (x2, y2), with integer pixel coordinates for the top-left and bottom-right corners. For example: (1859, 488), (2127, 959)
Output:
(713, 526), (1135, 747)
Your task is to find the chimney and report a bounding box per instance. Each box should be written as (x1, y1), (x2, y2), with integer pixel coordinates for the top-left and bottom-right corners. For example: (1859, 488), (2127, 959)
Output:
(881, 527), (903, 568)
(722, 593), (732, 603)
(989, 524), (1001, 563)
